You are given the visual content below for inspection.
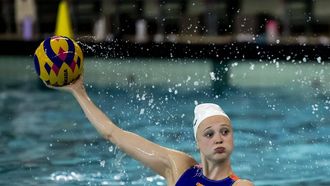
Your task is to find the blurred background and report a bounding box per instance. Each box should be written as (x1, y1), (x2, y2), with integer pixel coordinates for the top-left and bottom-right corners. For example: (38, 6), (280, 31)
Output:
(0, 0), (330, 44)
(0, 1), (329, 186)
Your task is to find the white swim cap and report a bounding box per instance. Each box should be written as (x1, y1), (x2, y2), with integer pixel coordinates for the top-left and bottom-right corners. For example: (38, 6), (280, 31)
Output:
(193, 103), (229, 139)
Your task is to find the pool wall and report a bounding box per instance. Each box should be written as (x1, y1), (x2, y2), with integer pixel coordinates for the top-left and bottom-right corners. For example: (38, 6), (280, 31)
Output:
(1, 56), (329, 93)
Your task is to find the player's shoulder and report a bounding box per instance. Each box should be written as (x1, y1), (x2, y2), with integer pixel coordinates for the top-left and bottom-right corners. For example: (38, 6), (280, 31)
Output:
(234, 179), (254, 186)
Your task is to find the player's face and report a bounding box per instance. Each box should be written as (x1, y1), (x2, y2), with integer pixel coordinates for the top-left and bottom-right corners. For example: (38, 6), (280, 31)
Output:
(196, 116), (234, 162)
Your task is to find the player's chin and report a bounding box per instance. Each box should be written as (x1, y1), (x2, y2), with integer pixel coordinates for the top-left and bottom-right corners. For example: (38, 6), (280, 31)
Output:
(211, 152), (230, 161)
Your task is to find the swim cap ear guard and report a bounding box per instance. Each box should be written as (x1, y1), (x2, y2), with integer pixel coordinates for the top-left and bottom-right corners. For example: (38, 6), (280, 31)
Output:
(193, 103), (229, 139)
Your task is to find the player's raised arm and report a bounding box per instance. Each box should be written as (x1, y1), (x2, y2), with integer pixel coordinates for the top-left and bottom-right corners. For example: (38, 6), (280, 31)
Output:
(52, 76), (196, 183)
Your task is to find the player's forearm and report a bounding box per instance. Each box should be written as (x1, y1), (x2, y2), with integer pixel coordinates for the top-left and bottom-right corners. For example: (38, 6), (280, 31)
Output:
(71, 86), (119, 139)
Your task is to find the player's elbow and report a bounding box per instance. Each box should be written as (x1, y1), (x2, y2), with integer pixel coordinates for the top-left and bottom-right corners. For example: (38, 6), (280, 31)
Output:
(102, 129), (115, 141)
(102, 126), (122, 143)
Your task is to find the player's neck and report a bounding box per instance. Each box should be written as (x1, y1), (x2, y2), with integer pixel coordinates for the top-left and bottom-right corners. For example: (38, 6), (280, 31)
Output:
(201, 158), (232, 180)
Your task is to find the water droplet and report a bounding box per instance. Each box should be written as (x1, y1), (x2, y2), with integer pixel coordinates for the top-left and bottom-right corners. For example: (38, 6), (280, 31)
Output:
(286, 56), (291, 61)
(100, 160), (106, 167)
(209, 72), (216, 81)
(139, 108), (145, 115)
(109, 146), (113, 152)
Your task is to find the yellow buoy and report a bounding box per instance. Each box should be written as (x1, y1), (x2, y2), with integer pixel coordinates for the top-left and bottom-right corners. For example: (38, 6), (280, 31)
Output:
(55, 0), (73, 38)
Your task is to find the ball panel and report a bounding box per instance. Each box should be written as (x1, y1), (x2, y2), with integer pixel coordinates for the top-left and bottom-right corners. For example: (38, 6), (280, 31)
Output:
(74, 41), (83, 63)
(64, 37), (75, 66)
(44, 37), (66, 69)
(76, 56), (81, 68)
(33, 55), (40, 76)
(49, 63), (73, 86)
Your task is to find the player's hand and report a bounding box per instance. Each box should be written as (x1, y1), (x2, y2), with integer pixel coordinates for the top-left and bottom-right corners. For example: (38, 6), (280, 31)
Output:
(45, 75), (84, 93)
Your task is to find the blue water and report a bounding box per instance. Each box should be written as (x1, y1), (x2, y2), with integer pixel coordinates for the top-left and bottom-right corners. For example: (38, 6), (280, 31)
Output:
(0, 57), (329, 186)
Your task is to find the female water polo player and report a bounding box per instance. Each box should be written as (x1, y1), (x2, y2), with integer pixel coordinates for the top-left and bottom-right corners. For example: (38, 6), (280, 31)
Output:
(49, 76), (253, 186)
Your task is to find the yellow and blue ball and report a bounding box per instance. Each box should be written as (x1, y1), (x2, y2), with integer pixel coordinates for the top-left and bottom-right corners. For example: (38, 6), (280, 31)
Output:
(34, 36), (83, 86)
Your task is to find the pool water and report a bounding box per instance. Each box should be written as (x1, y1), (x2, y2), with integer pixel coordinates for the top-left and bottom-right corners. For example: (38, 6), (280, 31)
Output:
(0, 57), (329, 186)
